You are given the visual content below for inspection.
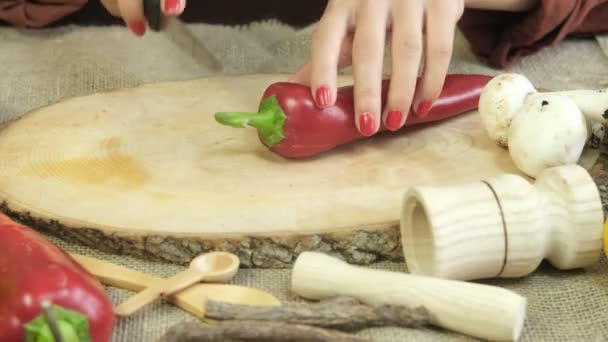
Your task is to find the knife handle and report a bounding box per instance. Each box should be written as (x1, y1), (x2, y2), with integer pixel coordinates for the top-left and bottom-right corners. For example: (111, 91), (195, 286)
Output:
(143, 0), (162, 31)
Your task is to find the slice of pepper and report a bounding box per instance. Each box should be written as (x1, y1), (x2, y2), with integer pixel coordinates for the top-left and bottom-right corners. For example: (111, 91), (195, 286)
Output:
(215, 74), (492, 158)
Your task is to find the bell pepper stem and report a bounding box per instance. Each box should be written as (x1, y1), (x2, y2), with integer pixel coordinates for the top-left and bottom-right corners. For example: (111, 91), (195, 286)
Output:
(24, 303), (91, 342)
(41, 301), (66, 342)
(214, 95), (287, 147)
(214, 111), (271, 128)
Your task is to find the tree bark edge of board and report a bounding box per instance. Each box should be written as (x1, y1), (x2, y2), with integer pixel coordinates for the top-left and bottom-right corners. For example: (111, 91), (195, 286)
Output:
(0, 201), (404, 268)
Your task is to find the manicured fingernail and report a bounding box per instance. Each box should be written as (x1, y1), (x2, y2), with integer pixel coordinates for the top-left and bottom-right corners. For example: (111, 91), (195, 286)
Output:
(359, 112), (376, 136)
(164, 0), (182, 14)
(128, 22), (146, 37)
(416, 100), (432, 118)
(315, 86), (331, 108)
(386, 110), (403, 131)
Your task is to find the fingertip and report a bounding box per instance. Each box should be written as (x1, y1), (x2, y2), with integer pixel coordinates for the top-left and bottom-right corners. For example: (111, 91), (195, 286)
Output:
(162, 0), (185, 15)
(412, 84), (441, 118)
(359, 111), (377, 137)
(314, 84), (333, 109)
(385, 109), (404, 131)
(414, 99), (433, 118)
(128, 21), (147, 37)
(118, 0), (147, 34)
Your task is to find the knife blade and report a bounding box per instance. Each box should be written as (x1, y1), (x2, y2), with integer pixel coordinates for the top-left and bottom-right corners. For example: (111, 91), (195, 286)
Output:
(143, 0), (223, 72)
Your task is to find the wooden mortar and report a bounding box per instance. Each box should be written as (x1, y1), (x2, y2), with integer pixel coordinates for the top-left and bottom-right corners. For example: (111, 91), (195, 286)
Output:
(400, 164), (604, 281)
(291, 251), (527, 342)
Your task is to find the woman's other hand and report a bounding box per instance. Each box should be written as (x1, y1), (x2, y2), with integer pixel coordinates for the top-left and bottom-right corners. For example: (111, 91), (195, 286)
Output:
(99, 0), (186, 36)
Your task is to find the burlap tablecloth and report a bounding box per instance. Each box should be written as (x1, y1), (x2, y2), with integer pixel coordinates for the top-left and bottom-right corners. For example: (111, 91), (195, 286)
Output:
(2, 21), (608, 341)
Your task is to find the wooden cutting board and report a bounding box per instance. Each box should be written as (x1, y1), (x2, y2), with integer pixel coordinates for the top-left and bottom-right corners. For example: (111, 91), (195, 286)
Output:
(0, 74), (525, 267)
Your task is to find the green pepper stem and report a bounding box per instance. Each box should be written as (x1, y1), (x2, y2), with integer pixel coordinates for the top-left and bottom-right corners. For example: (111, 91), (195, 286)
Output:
(214, 95), (287, 147)
(24, 304), (91, 342)
(214, 110), (274, 130)
(41, 301), (66, 342)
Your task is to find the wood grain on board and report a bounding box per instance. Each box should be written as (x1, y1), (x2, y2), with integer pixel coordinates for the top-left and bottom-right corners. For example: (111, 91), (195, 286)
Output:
(0, 74), (534, 267)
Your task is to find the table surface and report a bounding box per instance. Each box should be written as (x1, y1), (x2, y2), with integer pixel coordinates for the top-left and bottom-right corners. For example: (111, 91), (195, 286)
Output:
(2, 22), (608, 341)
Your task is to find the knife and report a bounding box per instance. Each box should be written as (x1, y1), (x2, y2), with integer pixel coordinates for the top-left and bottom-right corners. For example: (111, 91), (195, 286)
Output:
(143, 0), (223, 72)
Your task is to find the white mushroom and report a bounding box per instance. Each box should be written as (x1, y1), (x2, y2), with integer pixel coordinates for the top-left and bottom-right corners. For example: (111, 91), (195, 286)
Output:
(477, 73), (607, 177)
(507, 93), (588, 178)
(479, 73), (608, 147)
(479, 73), (536, 146)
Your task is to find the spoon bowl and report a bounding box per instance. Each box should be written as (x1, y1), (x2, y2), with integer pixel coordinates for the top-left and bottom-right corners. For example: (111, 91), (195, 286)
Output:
(114, 251), (240, 316)
(189, 252), (240, 282)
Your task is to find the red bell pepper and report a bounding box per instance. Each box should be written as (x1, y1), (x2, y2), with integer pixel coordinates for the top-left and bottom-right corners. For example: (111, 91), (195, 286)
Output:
(0, 212), (115, 342)
(214, 74), (492, 158)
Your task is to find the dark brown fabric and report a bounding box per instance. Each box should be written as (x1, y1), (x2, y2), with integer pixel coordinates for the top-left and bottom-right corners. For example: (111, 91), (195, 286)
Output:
(0, 0), (328, 28)
(459, 0), (608, 68)
(2, 0), (608, 71)
(0, 0), (87, 27)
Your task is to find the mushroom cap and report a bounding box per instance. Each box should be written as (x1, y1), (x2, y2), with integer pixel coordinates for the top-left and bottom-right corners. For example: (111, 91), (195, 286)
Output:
(508, 93), (588, 178)
(479, 73), (537, 146)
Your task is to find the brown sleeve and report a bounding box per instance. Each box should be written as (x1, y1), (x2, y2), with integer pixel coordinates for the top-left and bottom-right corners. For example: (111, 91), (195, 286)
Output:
(458, 0), (608, 68)
(0, 0), (88, 28)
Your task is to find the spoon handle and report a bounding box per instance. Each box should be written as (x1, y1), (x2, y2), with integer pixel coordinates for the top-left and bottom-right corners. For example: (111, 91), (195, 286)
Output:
(70, 254), (281, 319)
(161, 270), (207, 297)
(70, 254), (156, 291)
(114, 268), (204, 316)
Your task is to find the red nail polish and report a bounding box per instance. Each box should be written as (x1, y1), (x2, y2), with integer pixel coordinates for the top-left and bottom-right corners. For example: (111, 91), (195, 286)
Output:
(164, 0), (182, 14)
(315, 86), (331, 108)
(359, 112), (376, 136)
(416, 100), (432, 118)
(128, 22), (146, 37)
(386, 110), (403, 131)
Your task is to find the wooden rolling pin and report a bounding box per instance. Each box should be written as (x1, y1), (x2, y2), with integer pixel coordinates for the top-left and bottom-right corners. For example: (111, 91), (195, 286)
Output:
(400, 164), (604, 281)
(291, 252), (527, 342)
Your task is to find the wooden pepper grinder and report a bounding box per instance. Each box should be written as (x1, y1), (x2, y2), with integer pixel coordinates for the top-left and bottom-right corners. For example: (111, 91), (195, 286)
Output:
(400, 164), (604, 281)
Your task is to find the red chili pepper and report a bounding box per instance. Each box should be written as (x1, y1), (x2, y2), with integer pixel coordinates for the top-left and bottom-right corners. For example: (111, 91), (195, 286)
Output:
(214, 74), (492, 158)
(0, 212), (115, 342)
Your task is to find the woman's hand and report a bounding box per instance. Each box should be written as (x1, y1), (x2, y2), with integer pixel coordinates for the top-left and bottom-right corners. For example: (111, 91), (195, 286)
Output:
(291, 0), (465, 136)
(99, 0), (186, 36)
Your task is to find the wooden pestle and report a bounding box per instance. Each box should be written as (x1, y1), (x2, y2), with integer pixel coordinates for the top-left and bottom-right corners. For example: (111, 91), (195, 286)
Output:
(400, 164), (604, 281)
(291, 251), (527, 342)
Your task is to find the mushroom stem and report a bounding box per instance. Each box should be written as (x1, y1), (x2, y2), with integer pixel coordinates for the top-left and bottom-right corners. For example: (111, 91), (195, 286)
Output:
(552, 89), (608, 122)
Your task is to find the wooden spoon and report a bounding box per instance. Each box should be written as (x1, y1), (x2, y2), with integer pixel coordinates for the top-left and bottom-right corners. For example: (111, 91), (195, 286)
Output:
(70, 254), (280, 319)
(114, 251), (240, 316)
